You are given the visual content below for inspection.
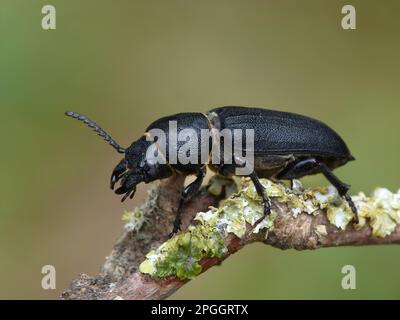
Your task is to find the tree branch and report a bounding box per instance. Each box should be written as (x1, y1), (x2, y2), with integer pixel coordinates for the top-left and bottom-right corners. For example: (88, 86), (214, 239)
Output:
(61, 176), (400, 300)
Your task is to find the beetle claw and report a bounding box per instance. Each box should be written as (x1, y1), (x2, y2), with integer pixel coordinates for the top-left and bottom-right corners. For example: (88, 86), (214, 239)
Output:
(168, 227), (181, 239)
(344, 194), (359, 223)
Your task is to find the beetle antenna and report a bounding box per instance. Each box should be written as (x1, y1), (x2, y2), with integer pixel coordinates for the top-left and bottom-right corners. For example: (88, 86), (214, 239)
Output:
(65, 111), (126, 153)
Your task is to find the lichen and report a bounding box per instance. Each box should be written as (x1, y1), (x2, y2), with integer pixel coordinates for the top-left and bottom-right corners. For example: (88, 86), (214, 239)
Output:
(352, 188), (400, 237)
(122, 209), (147, 232)
(139, 178), (279, 279)
(138, 178), (400, 279)
(327, 204), (354, 229)
(207, 175), (238, 197)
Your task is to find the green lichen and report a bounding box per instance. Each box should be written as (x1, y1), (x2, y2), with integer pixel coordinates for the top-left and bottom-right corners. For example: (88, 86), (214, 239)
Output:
(138, 178), (400, 279)
(139, 179), (289, 279)
(122, 208), (147, 232)
(207, 175), (238, 197)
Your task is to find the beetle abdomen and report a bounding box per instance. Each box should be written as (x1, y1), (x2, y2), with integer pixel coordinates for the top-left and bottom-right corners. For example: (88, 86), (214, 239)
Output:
(208, 106), (353, 160)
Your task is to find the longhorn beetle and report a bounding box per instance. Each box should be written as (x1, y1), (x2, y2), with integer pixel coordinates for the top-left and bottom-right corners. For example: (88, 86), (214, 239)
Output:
(65, 106), (357, 236)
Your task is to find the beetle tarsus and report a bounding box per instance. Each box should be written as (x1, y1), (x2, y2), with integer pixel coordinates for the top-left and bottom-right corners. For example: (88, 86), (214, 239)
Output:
(254, 200), (272, 227)
(316, 160), (359, 222)
(344, 194), (358, 223)
(169, 202), (184, 238)
(169, 223), (181, 239)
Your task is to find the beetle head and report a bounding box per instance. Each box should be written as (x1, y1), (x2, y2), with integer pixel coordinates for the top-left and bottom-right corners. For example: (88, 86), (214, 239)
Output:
(110, 137), (148, 202)
(111, 136), (173, 202)
(65, 111), (169, 202)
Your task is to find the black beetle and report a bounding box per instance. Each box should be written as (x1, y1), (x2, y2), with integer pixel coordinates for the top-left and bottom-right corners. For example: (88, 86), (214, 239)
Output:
(65, 106), (357, 235)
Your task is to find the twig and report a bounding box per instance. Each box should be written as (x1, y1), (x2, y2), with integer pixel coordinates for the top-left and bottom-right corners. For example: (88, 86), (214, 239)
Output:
(61, 176), (400, 300)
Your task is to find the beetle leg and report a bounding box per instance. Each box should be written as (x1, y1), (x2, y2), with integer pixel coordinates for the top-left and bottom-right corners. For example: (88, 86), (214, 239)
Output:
(317, 161), (358, 217)
(278, 158), (358, 217)
(277, 158), (319, 180)
(169, 166), (206, 238)
(218, 154), (271, 224)
(249, 171), (271, 224)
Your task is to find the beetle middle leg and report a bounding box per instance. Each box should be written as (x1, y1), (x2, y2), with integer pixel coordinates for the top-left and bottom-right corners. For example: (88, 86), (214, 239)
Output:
(218, 155), (272, 224)
(249, 171), (272, 224)
(170, 166), (207, 237)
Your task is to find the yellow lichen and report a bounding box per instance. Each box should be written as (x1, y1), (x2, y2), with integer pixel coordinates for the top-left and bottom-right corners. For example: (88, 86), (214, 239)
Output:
(139, 178), (281, 279)
(122, 209), (147, 232)
(138, 178), (400, 279)
(352, 188), (400, 237)
(207, 175), (238, 197)
(327, 204), (354, 230)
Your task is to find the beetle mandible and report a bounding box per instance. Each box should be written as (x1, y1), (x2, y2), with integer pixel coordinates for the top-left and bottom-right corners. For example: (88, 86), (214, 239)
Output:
(65, 106), (357, 236)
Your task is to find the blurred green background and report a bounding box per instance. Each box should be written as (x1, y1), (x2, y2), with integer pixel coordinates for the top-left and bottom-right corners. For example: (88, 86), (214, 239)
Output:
(0, 0), (399, 299)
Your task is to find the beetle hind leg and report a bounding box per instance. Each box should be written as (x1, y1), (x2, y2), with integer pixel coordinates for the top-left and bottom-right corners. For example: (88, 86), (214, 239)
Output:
(278, 157), (358, 217)
(317, 161), (358, 217)
(344, 194), (357, 214)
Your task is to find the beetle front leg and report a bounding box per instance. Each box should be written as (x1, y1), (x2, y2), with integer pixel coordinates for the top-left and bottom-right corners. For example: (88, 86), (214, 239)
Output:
(169, 166), (206, 238)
